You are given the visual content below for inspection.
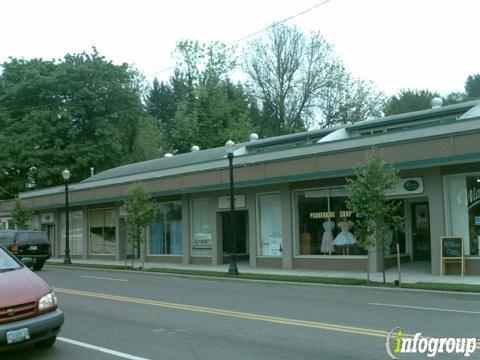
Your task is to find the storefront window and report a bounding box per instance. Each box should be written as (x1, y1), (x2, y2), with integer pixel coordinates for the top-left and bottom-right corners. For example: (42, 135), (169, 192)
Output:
(191, 199), (212, 256)
(446, 175), (480, 255)
(60, 211), (84, 255)
(258, 193), (282, 256)
(89, 209), (116, 254)
(467, 176), (480, 255)
(149, 202), (182, 255)
(296, 189), (366, 256)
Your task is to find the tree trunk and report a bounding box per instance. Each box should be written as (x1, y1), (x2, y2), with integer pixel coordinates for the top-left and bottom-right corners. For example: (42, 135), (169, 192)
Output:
(141, 236), (145, 269)
(124, 242), (128, 269)
(367, 248), (371, 284)
(382, 244), (386, 284)
(131, 238), (135, 268)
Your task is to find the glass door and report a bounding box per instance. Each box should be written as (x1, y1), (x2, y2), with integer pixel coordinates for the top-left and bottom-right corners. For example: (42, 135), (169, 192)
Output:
(411, 202), (431, 261)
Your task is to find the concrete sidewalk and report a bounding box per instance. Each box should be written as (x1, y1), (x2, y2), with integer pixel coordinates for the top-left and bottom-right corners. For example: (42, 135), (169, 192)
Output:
(46, 258), (480, 285)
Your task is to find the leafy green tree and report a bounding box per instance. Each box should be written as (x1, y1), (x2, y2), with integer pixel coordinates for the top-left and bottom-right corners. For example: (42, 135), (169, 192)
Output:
(465, 74), (480, 99)
(383, 89), (439, 116)
(9, 199), (34, 229)
(243, 23), (383, 133)
(442, 91), (466, 106)
(346, 148), (404, 283)
(124, 183), (157, 268)
(146, 40), (256, 153)
(0, 49), (162, 199)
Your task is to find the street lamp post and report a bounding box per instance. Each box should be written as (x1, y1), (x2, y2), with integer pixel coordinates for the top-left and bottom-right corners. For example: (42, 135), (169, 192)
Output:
(225, 140), (239, 275)
(62, 169), (72, 265)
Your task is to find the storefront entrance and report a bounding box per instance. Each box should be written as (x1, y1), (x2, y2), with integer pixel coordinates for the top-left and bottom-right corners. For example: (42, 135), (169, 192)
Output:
(221, 210), (248, 259)
(411, 202), (431, 261)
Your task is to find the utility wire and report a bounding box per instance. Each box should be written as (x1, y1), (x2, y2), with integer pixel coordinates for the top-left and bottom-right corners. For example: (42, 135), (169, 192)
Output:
(144, 0), (330, 80)
(0, 0), (330, 113)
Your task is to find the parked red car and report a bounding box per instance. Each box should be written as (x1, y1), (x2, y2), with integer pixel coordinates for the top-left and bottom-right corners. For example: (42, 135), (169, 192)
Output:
(0, 245), (64, 352)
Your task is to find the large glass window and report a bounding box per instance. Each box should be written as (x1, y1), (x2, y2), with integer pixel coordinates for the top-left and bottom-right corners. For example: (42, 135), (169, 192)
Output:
(296, 189), (366, 256)
(89, 209), (116, 254)
(149, 202), (182, 255)
(445, 175), (480, 255)
(60, 210), (84, 255)
(191, 199), (212, 256)
(258, 193), (282, 256)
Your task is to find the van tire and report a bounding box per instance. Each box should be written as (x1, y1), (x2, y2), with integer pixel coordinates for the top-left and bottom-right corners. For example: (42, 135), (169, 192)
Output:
(32, 260), (45, 271)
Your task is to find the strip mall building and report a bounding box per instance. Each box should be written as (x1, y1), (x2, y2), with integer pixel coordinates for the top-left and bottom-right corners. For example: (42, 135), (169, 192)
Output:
(5, 100), (480, 275)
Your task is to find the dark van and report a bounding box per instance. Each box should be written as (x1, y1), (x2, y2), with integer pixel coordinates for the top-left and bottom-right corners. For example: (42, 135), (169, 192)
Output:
(0, 230), (51, 271)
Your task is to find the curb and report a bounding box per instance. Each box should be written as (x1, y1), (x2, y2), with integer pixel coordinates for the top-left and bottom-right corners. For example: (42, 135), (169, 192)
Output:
(45, 262), (480, 296)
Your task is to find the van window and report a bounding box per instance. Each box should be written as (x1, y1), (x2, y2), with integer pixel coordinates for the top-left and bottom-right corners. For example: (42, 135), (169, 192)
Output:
(18, 232), (49, 244)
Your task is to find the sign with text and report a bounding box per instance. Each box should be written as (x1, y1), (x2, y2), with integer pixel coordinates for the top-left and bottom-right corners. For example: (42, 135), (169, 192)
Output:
(386, 177), (424, 196)
(441, 237), (463, 258)
(192, 233), (212, 249)
(440, 236), (464, 276)
(218, 194), (246, 209)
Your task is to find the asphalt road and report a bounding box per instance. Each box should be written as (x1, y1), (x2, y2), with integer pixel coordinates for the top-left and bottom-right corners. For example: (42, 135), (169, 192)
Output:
(4, 266), (480, 360)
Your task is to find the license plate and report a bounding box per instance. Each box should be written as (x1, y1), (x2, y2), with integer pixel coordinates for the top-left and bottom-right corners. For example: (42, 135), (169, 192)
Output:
(29, 245), (37, 250)
(6, 328), (30, 344)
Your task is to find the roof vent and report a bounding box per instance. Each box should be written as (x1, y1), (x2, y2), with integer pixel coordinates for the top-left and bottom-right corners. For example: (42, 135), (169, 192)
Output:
(249, 133), (259, 141)
(191, 145), (200, 152)
(164, 153), (174, 158)
(90, 167), (94, 177)
(431, 97), (443, 109)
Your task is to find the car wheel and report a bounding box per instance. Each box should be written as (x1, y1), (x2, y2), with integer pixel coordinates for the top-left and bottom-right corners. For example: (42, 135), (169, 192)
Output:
(35, 336), (56, 348)
(32, 260), (45, 271)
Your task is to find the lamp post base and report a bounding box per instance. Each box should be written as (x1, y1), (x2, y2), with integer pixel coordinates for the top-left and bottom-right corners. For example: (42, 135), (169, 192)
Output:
(228, 256), (239, 275)
(64, 250), (72, 265)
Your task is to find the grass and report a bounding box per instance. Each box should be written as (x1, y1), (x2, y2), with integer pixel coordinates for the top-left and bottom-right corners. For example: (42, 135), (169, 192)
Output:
(46, 261), (480, 292)
(46, 261), (366, 286)
(404, 282), (480, 293)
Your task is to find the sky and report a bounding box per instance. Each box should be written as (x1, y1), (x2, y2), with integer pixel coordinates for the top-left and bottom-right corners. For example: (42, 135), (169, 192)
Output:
(1, 0), (479, 97)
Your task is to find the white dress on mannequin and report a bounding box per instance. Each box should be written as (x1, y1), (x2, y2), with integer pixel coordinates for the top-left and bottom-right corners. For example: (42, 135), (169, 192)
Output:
(333, 220), (357, 246)
(320, 220), (335, 254)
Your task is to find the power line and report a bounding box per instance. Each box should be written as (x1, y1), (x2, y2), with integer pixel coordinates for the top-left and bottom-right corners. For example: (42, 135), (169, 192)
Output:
(144, 0), (330, 80)
(228, 0), (330, 45)
(0, 0), (330, 113)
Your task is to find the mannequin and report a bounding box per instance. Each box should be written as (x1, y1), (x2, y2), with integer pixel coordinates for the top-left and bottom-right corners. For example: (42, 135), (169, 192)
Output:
(320, 218), (335, 255)
(333, 219), (357, 255)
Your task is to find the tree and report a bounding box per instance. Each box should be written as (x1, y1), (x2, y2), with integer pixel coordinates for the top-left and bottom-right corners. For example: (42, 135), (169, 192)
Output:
(9, 199), (34, 229)
(383, 89), (439, 116)
(146, 40), (256, 153)
(346, 148), (404, 284)
(124, 183), (157, 269)
(0, 49), (162, 199)
(243, 23), (383, 134)
(465, 74), (480, 99)
(320, 72), (384, 127)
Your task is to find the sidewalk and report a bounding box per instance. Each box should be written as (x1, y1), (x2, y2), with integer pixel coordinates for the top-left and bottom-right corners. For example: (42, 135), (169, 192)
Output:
(46, 258), (480, 286)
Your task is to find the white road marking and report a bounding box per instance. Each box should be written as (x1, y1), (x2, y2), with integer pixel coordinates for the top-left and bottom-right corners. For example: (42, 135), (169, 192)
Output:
(79, 275), (129, 282)
(368, 302), (480, 315)
(58, 337), (150, 360)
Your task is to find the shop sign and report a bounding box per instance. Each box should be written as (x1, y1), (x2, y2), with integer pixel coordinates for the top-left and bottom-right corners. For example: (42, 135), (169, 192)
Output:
(218, 194), (245, 209)
(192, 233), (212, 249)
(40, 213), (54, 224)
(467, 182), (480, 209)
(386, 177), (424, 196)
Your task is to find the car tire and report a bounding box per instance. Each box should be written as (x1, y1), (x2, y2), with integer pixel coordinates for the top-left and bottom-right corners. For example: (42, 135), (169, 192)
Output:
(32, 260), (45, 271)
(35, 336), (56, 348)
